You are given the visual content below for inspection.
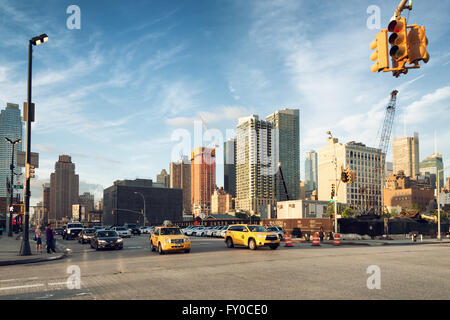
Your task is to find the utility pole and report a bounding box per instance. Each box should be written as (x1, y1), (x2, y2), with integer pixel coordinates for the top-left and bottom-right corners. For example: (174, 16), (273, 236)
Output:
(5, 138), (21, 237)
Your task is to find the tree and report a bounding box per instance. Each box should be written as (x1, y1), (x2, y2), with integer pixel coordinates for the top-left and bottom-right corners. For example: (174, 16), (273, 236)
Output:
(341, 206), (355, 219)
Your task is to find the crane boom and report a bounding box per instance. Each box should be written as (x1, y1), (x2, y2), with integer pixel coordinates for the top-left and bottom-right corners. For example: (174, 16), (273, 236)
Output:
(378, 90), (398, 155)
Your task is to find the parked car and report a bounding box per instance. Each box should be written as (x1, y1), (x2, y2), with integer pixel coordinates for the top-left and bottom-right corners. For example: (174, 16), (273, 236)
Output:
(124, 223), (141, 236)
(90, 230), (123, 250)
(266, 226), (285, 240)
(220, 226), (229, 238)
(206, 226), (219, 237)
(150, 226), (190, 254)
(78, 228), (96, 244)
(213, 225), (227, 237)
(185, 226), (200, 236)
(111, 226), (132, 238)
(224, 224), (280, 250)
(193, 227), (207, 237)
(140, 226), (152, 234)
(62, 223), (84, 240)
(54, 227), (63, 235)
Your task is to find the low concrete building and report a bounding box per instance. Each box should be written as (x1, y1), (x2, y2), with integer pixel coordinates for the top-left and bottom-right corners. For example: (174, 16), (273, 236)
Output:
(276, 200), (329, 219)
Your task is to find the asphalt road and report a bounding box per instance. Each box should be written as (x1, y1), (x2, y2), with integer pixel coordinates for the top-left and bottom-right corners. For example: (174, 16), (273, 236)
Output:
(0, 234), (449, 300)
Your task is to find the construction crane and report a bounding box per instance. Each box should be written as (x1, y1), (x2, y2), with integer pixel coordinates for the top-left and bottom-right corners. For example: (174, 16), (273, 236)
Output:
(375, 90), (399, 215)
(277, 162), (289, 201)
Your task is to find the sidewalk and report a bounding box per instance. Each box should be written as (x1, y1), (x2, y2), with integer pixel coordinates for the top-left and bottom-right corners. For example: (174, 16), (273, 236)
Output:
(0, 234), (69, 266)
(290, 237), (450, 246)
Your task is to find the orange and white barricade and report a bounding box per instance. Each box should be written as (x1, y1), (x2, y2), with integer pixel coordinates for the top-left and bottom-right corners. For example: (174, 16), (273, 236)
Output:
(284, 234), (293, 247)
(312, 232), (320, 246)
(334, 233), (341, 246)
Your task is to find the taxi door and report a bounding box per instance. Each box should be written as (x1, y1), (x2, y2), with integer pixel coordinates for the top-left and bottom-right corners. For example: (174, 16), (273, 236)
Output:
(152, 228), (160, 246)
(233, 226), (246, 246)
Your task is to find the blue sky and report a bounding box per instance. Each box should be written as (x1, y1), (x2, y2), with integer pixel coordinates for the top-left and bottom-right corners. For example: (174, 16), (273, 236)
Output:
(0, 0), (449, 205)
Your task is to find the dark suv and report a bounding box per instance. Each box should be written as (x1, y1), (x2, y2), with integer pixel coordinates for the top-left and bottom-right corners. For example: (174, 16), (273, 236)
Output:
(125, 224), (141, 236)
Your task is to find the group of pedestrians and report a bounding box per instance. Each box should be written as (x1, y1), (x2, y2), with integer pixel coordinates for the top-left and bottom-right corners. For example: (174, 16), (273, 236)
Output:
(33, 223), (56, 254)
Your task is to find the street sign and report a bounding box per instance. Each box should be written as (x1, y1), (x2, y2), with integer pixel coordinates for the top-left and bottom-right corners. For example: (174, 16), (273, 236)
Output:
(13, 185), (24, 189)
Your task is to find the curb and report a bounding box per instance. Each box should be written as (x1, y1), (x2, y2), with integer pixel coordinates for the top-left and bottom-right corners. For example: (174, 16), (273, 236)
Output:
(0, 241), (70, 267)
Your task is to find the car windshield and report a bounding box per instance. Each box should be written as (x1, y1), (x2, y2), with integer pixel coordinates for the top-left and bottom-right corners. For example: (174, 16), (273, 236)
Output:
(115, 227), (126, 231)
(248, 226), (268, 232)
(160, 228), (183, 235)
(85, 229), (95, 234)
(97, 231), (118, 237)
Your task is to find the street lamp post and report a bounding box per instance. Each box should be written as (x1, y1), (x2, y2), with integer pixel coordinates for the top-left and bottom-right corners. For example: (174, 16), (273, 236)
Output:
(327, 131), (339, 234)
(5, 137), (21, 237)
(19, 34), (48, 256)
(134, 192), (146, 227)
(437, 166), (450, 241)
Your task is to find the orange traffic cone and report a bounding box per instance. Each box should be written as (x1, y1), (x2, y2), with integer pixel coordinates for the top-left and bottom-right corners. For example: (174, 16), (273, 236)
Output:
(312, 232), (320, 246)
(284, 234), (293, 247)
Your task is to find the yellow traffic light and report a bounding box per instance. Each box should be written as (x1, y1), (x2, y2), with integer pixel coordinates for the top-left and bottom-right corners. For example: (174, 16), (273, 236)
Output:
(25, 163), (35, 179)
(407, 25), (429, 65)
(388, 17), (408, 62)
(370, 29), (389, 72)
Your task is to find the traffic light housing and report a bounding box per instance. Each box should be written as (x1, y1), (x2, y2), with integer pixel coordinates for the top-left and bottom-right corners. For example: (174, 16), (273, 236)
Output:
(12, 203), (24, 215)
(25, 163), (35, 179)
(370, 29), (389, 72)
(388, 17), (408, 62)
(407, 25), (429, 65)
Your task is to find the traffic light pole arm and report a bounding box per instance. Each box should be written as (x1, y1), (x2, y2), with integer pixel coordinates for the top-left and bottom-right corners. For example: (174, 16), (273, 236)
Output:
(394, 0), (412, 20)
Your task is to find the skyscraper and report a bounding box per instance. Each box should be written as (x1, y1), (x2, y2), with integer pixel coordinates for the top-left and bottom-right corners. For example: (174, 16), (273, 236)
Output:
(224, 138), (236, 198)
(420, 153), (444, 190)
(235, 115), (275, 214)
(393, 132), (420, 177)
(266, 108), (300, 201)
(170, 156), (191, 214)
(157, 169), (170, 188)
(191, 147), (216, 216)
(49, 155), (79, 221)
(305, 150), (318, 198)
(0, 103), (23, 198)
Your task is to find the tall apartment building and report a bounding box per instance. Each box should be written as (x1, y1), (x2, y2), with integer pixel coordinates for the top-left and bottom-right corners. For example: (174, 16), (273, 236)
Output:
(79, 192), (95, 217)
(0, 103), (23, 199)
(305, 150), (318, 198)
(266, 108), (300, 201)
(191, 147), (216, 216)
(235, 115), (275, 214)
(211, 187), (233, 214)
(42, 183), (50, 221)
(224, 138), (236, 198)
(393, 133), (420, 178)
(318, 138), (384, 214)
(49, 155), (79, 221)
(420, 152), (444, 190)
(170, 156), (191, 214)
(157, 169), (170, 188)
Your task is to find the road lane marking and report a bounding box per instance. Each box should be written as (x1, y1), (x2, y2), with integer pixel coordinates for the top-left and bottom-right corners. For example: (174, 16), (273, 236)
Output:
(0, 277), (39, 283)
(0, 284), (44, 291)
(48, 282), (68, 286)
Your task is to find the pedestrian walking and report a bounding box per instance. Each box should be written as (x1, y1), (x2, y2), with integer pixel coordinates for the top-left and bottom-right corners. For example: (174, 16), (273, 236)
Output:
(46, 223), (56, 254)
(319, 226), (324, 242)
(35, 225), (43, 254)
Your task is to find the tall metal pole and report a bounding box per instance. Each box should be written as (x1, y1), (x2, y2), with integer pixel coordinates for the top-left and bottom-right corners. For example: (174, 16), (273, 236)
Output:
(8, 142), (16, 237)
(19, 41), (33, 255)
(437, 170), (441, 240)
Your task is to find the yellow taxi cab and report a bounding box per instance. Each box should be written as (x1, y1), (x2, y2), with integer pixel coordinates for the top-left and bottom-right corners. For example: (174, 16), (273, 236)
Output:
(224, 224), (280, 250)
(150, 226), (191, 254)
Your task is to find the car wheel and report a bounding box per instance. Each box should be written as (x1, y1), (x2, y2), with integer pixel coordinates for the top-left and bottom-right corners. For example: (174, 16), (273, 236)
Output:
(269, 244), (279, 250)
(184, 249), (190, 253)
(158, 243), (164, 255)
(95, 242), (99, 251)
(226, 237), (234, 248)
(249, 238), (257, 250)
(150, 241), (156, 252)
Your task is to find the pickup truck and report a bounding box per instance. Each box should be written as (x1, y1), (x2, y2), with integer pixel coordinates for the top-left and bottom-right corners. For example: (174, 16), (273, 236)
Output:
(62, 223), (84, 240)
